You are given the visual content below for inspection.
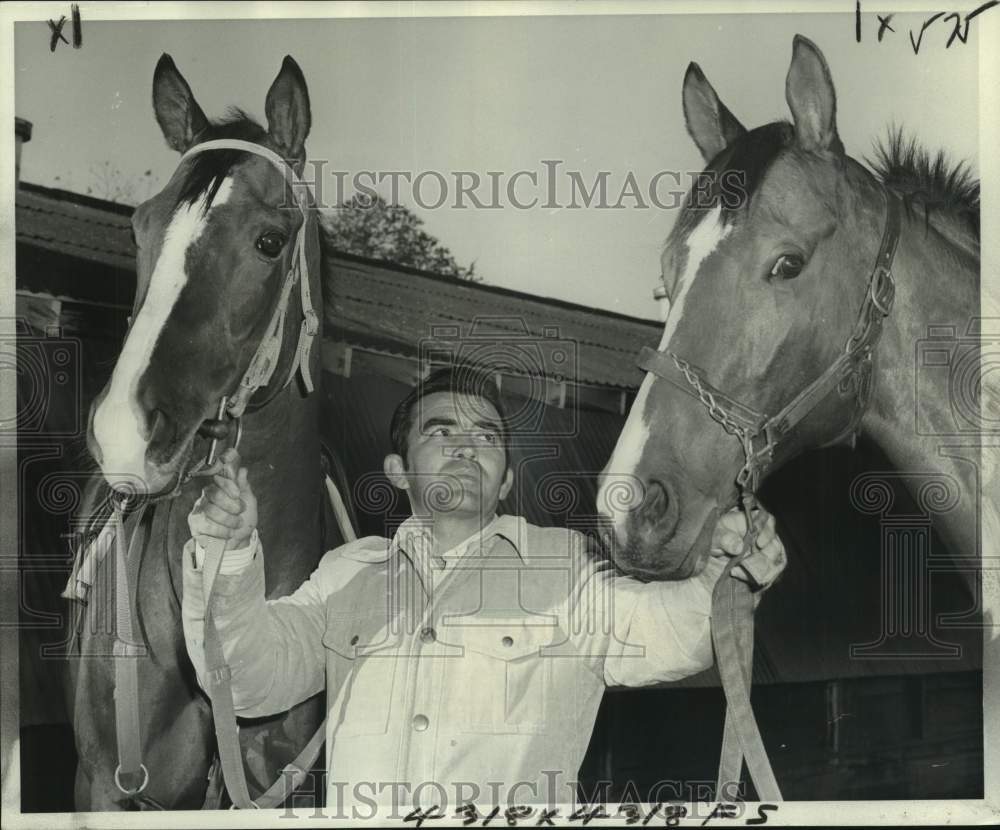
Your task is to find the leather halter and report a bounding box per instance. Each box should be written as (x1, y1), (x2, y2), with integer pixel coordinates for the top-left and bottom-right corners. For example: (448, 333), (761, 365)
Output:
(177, 139), (320, 419)
(638, 190), (901, 494)
(635, 189), (902, 802)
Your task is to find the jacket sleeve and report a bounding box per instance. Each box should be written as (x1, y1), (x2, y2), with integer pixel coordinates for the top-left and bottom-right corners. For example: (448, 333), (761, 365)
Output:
(565, 532), (724, 687)
(181, 534), (328, 718)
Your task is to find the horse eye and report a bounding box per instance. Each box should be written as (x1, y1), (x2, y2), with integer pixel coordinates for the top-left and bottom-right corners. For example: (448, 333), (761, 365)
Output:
(770, 253), (804, 280)
(255, 231), (287, 259)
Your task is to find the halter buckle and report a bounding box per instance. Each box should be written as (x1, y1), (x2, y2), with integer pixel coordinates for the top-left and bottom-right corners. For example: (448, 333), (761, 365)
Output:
(302, 308), (319, 337)
(870, 265), (895, 316)
(112, 640), (145, 658)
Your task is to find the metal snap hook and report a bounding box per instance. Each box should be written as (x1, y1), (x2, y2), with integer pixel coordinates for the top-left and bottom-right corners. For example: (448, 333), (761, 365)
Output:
(114, 763), (150, 796)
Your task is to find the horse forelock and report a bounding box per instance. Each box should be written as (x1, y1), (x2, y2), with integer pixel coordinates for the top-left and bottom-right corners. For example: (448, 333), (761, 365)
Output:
(175, 110), (270, 209)
(659, 121), (793, 309)
(667, 121), (794, 249)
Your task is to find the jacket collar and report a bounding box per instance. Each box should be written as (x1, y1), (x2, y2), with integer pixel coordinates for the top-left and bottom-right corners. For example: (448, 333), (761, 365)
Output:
(337, 514), (528, 568)
(390, 513), (526, 563)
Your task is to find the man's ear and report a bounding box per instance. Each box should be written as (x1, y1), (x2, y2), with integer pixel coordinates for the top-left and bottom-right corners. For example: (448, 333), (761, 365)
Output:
(498, 467), (514, 502)
(383, 454), (409, 490)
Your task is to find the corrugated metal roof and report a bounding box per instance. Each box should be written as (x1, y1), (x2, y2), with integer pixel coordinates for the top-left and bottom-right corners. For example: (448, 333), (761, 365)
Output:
(15, 183), (661, 389)
(16, 185), (136, 272)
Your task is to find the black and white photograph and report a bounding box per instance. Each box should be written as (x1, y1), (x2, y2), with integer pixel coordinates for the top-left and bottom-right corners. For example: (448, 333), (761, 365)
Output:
(1, 1), (997, 825)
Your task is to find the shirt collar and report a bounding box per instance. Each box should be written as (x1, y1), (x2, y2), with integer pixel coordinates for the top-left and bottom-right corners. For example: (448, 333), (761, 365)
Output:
(390, 513), (526, 565)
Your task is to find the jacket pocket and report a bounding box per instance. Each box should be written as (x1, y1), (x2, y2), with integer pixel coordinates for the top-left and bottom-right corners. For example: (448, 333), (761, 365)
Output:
(322, 619), (396, 737)
(439, 619), (558, 735)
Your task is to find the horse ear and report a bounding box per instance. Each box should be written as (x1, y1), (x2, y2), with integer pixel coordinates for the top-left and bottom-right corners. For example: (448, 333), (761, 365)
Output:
(785, 35), (843, 154)
(682, 62), (747, 163)
(265, 56), (311, 163)
(152, 54), (209, 153)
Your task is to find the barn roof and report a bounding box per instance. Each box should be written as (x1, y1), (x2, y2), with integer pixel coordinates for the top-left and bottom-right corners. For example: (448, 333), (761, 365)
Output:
(15, 182), (660, 390)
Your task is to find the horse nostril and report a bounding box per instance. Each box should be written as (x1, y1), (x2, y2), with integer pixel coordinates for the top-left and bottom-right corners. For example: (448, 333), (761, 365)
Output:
(639, 479), (671, 526)
(197, 418), (231, 440)
(147, 408), (175, 448)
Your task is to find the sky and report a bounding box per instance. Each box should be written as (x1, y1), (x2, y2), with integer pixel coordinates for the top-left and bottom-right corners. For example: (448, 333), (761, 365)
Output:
(13, 7), (982, 320)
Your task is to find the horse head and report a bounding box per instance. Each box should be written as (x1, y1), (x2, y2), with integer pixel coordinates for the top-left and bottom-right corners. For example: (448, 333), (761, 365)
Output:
(598, 36), (897, 579)
(88, 54), (320, 496)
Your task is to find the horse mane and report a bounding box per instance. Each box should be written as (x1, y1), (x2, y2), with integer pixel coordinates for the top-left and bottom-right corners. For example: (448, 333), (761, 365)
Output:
(867, 127), (980, 240)
(177, 108), (270, 207)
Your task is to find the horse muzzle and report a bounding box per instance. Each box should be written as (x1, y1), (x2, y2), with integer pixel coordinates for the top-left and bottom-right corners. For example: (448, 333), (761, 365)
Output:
(611, 498), (719, 582)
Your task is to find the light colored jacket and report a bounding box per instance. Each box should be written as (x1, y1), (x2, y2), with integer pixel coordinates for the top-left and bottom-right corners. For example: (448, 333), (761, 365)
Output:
(181, 515), (724, 814)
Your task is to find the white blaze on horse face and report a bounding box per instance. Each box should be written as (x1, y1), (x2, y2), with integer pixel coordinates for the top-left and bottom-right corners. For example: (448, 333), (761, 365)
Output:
(659, 205), (732, 352)
(598, 206), (731, 539)
(92, 178), (234, 489)
(597, 374), (653, 538)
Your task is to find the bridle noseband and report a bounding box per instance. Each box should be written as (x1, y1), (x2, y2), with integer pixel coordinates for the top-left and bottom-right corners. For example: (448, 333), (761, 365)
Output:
(638, 190), (901, 502)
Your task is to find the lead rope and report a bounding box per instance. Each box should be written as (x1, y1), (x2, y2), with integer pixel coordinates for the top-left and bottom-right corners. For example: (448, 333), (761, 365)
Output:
(97, 139), (324, 809)
(111, 494), (150, 799)
(196, 397), (333, 809)
(199, 534), (329, 810)
(638, 191), (901, 803)
(188, 399), (261, 809)
(710, 457), (782, 802)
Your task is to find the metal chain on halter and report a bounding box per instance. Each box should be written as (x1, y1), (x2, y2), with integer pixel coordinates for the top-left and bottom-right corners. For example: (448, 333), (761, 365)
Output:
(668, 353), (771, 496)
(633, 190), (902, 803)
(670, 354), (750, 440)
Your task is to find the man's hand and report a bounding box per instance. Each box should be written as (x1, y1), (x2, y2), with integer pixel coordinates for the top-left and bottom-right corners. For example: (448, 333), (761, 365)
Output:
(188, 448), (258, 549)
(710, 507), (786, 588)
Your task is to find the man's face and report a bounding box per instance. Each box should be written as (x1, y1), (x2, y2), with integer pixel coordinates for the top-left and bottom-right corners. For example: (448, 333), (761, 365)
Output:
(389, 391), (513, 519)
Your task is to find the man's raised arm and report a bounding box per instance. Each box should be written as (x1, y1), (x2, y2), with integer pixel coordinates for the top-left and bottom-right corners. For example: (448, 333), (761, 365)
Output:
(181, 449), (327, 718)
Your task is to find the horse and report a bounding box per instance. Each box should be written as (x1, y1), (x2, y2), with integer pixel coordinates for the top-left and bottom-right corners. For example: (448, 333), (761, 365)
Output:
(66, 54), (345, 810)
(597, 35), (995, 632)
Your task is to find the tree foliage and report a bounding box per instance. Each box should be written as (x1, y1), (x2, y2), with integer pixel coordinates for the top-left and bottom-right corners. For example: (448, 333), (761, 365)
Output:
(321, 193), (480, 281)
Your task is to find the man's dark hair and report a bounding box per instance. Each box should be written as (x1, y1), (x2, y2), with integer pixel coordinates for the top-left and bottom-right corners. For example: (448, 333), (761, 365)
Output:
(389, 364), (511, 466)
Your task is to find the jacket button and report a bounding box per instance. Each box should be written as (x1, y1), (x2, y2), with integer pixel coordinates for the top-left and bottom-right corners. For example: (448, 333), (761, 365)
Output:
(420, 627), (437, 644)
(349, 635), (359, 646)
(501, 636), (514, 647)
(412, 714), (429, 732)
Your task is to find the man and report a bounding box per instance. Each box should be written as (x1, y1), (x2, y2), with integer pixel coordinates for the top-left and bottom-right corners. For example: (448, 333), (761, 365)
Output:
(182, 366), (786, 815)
